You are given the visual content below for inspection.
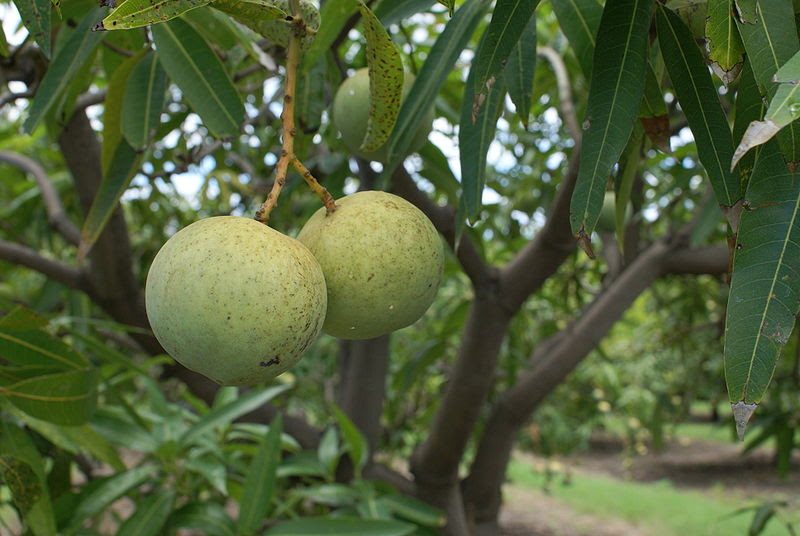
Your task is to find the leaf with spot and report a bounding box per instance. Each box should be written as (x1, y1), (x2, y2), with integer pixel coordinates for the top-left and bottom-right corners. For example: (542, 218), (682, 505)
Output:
(705, 0), (745, 85)
(122, 52), (168, 149)
(151, 17), (244, 138)
(732, 50), (800, 170)
(99, 0), (212, 30)
(568, 0), (654, 239)
(23, 8), (105, 134)
(656, 5), (740, 211)
(503, 13), (536, 128)
(724, 141), (800, 409)
(550, 0), (602, 78)
(12, 0), (51, 59)
(470, 0), (539, 120)
(357, 2), (404, 152)
(210, 0), (287, 22)
(383, 0), (491, 171)
(736, 0), (800, 166)
(0, 457), (40, 514)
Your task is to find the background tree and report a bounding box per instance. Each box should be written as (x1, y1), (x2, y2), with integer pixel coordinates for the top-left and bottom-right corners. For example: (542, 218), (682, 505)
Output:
(0, 0), (798, 535)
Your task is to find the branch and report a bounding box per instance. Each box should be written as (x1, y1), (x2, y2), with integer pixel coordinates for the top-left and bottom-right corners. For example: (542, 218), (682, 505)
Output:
(0, 239), (89, 291)
(537, 46), (581, 143)
(664, 245), (728, 275)
(0, 150), (81, 245)
(391, 167), (494, 288)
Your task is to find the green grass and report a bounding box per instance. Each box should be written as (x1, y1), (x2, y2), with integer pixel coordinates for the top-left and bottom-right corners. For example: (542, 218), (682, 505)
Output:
(507, 458), (791, 536)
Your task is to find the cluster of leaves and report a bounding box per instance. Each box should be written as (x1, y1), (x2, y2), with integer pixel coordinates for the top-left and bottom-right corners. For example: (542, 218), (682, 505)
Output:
(0, 306), (444, 535)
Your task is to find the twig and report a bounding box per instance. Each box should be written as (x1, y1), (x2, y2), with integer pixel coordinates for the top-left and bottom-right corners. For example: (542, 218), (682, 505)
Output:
(537, 46), (581, 143)
(291, 156), (336, 213)
(255, 2), (336, 222)
(0, 238), (88, 291)
(0, 150), (81, 245)
(0, 89), (35, 108)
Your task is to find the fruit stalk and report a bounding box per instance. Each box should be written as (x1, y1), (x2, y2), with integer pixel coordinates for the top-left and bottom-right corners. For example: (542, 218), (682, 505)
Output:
(256, 1), (334, 222)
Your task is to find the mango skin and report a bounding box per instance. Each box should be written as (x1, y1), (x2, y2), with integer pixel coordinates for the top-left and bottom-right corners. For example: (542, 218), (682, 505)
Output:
(297, 191), (444, 339)
(145, 217), (327, 385)
(332, 68), (434, 163)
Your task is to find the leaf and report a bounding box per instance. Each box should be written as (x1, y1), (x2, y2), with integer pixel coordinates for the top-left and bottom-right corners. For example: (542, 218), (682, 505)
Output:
(98, 0), (212, 30)
(166, 501), (236, 536)
(505, 15), (537, 128)
(734, 0), (757, 23)
(0, 456), (41, 513)
(438, 0), (455, 16)
(117, 489), (176, 536)
(0, 22), (8, 57)
(731, 60), (765, 177)
(211, 0), (287, 22)
(151, 17), (244, 138)
(182, 7), (241, 50)
(296, 58), (326, 133)
(736, 0), (800, 165)
(550, 0), (603, 78)
(264, 518), (416, 535)
(383, 0), (490, 170)
(732, 50), (800, 169)
(90, 409), (161, 453)
(470, 0), (538, 119)
(1, 368), (99, 425)
(705, 0), (745, 84)
(289, 484), (361, 507)
(122, 52), (168, 149)
(302, 0), (359, 70)
(357, 2), (404, 152)
(23, 8), (105, 134)
(180, 384), (289, 445)
(0, 325), (88, 369)
(63, 466), (158, 535)
(332, 405), (368, 478)
(374, 0), (437, 25)
(317, 426), (340, 478)
(724, 141), (800, 406)
(656, 5), (741, 210)
(638, 62), (669, 152)
(12, 0), (51, 59)
(460, 66), (506, 221)
(377, 494), (446, 527)
(568, 0), (654, 238)
(0, 307), (48, 331)
(102, 48), (148, 173)
(237, 415), (282, 535)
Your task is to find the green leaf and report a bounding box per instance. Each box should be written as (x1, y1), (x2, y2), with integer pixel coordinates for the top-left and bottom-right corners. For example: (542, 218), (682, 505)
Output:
(383, 0), (491, 169)
(0, 456), (41, 513)
(303, 0), (359, 70)
(23, 8), (105, 134)
(0, 423), (56, 536)
(357, 2), (404, 152)
(182, 6), (242, 50)
(237, 415), (282, 535)
(438, 0), (455, 16)
(166, 501), (236, 536)
(332, 405), (368, 478)
(724, 141), (800, 405)
(377, 494), (446, 527)
(568, 0), (654, 237)
(638, 62), (669, 152)
(78, 140), (141, 260)
(12, 0), (51, 58)
(460, 66), (506, 221)
(63, 466), (159, 535)
(264, 518), (416, 535)
(99, 0), (212, 30)
(210, 0), (287, 21)
(151, 17), (244, 138)
(180, 384), (289, 445)
(102, 48), (148, 173)
(471, 0), (539, 118)
(296, 58), (326, 133)
(0, 23), (8, 57)
(277, 451), (327, 478)
(317, 426), (340, 478)
(0, 326), (88, 369)
(117, 489), (176, 536)
(656, 5), (740, 209)
(90, 409), (161, 453)
(1, 368), (99, 425)
(736, 0), (800, 165)
(732, 50), (800, 168)
(122, 52), (167, 149)
(290, 484), (361, 507)
(0, 307), (48, 331)
(504, 15), (536, 128)
(731, 60), (764, 177)
(734, 0), (757, 23)
(550, 0), (603, 78)
(705, 0), (745, 83)
(374, 0), (437, 25)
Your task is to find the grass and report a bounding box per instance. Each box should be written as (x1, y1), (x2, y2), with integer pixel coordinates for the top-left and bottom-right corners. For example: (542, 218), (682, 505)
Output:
(507, 458), (792, 536)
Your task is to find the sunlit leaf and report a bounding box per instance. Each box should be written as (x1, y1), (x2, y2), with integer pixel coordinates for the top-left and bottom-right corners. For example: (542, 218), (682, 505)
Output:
(211, 0), (286, 21)
(98, 0), (212, 30)
(705, 0), (744, 84)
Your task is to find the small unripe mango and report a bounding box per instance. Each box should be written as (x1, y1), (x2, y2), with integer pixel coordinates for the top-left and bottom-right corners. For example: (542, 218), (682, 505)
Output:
(297, 191), (444, 340)
(145, 217), (327, 385)
(332, 68), (434, 163)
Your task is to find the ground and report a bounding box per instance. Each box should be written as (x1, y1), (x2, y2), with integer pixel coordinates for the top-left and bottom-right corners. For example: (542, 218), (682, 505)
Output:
(500, 431), (800, 536)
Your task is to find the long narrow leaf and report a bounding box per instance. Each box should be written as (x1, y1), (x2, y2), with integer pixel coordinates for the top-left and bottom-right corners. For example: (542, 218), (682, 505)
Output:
(656, 5), (740, 209)
(151, 18), (244, 138)
(102, 49), (148, 172)
(166, 502), (236, 536)
(23, 8), (105, 134)
(1, 368), (99, 425)
(237, 416), (282, 535)
(332, 405), (368, 478)
(12, 0), (51, 58)
(98, 0), (212, 30)
(568, 0), (654, 238)
(117, 489), (176, 536)
(550, 0), (603, 78)
(705, 0), (744, 84)
(264, 518), (416, 535)
(122, 52), (168, 149)
(505, 15), (537, 128)
(724, 142), (800, 407)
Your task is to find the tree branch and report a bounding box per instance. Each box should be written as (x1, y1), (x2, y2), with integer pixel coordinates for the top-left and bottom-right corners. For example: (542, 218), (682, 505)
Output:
(0, 150), (81, 245)
(0, 239), (89, 291)
(537, 46), (581, 143)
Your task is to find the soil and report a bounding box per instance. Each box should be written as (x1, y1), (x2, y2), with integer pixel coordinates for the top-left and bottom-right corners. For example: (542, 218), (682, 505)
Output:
(498, 433), (800, 536)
